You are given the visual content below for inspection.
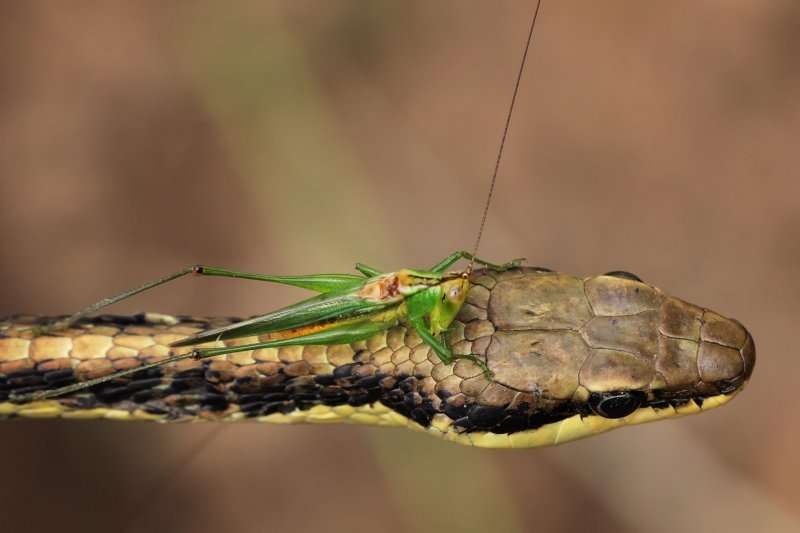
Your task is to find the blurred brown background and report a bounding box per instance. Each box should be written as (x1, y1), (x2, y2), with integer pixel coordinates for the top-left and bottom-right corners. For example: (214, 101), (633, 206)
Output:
(1, 1), (798, 532)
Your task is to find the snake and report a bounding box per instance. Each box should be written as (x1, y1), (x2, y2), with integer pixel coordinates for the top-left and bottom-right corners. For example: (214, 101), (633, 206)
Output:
(0, 267), (755, 448)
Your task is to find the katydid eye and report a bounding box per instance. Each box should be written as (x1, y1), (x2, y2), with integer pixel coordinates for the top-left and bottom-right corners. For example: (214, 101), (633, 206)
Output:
(449, 287), (460, 298)
(588, 391), (644, 419)
(604, 271), (643, 282)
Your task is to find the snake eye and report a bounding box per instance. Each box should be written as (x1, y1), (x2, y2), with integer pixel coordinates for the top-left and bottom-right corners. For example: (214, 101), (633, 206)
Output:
(588, 391), (645, 419)
(604, 271), (643, 282)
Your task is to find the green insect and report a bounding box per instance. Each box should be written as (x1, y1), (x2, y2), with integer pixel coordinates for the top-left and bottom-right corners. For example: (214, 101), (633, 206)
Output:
(17, 252), (521, 402)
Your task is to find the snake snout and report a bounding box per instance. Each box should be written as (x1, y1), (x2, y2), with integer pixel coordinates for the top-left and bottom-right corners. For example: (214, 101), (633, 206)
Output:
(697, 315), (755, 393)
(738, 327), (756, 382)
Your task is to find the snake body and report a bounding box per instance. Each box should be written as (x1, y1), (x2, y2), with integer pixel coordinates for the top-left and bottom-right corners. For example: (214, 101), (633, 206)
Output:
(0, 267), (755, 448)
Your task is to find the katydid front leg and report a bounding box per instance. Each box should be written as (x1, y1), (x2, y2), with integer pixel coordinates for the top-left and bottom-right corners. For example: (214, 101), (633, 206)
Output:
(411, 319), (494, 380)
(430, 251), (524, 274)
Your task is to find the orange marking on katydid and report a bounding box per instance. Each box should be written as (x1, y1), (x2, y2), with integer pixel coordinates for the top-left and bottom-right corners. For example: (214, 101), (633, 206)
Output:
(256, 319), (360, 342)
(357, 273), (400, 301)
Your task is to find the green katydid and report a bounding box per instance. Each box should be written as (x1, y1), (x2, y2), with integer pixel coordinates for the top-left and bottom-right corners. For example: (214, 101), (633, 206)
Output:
(15, 253), (522, 402)
(166, 254), (523, 376)
(14, 1), (542, 403)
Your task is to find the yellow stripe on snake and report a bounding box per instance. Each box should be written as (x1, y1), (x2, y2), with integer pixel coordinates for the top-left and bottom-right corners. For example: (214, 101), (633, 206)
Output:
(0, 267), (755, 448)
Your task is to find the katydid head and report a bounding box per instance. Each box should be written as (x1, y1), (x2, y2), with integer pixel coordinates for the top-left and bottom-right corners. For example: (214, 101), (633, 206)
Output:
(428, 275), (470, 334)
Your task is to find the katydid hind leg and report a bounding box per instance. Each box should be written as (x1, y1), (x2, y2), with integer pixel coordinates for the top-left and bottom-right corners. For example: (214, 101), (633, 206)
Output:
(28, 264), (364, 336)
(27, 265), (200, 335)
(196, 266), (364, 292)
